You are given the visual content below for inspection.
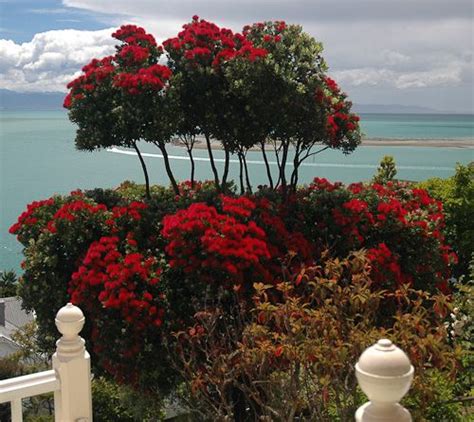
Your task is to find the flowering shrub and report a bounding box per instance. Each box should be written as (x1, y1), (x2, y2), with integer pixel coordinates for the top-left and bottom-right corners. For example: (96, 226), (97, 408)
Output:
(10, 179), (457, 389)
(299, 179), (457, 293)
(9, 192), (110, 350)
(69, 235), (166, 384)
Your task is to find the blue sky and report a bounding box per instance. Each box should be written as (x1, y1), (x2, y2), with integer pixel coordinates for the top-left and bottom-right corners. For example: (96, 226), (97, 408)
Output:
(0, 0), (473, 113)
(0, 0), (107, 42)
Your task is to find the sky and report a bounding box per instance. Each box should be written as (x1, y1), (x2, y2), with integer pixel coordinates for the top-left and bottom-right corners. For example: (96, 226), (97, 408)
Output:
(0, 0), (473, 113)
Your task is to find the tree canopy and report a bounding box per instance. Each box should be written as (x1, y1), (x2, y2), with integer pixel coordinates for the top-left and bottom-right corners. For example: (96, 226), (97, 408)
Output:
(65, 17), (362, 195)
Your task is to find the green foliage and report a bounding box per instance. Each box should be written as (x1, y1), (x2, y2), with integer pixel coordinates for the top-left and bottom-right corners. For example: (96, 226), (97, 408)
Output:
(92, 377), (165, 421)
(0, 269), (18, 297)
(111, 180), (172, 202)
(373, 155), (397, 183)
(418, 163), (474, 277)
(403, 369), (465, 422)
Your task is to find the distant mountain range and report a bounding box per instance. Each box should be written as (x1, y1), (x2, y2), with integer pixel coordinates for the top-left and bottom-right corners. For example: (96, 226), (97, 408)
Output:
(0, 89), (65, 110)
(0, 89), (466, 114)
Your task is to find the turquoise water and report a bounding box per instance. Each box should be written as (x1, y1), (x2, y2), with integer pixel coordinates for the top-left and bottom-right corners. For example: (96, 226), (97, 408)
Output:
(360, 113), (474, 139)
(1, 110), (473, 271)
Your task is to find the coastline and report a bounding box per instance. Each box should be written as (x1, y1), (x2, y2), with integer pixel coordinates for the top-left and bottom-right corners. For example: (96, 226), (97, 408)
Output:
(171, 137), (474, 150)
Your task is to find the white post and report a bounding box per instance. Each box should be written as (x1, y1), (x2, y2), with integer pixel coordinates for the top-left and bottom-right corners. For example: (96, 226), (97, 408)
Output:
(52, 303), (93, 422)
(355, 339), (414, 422)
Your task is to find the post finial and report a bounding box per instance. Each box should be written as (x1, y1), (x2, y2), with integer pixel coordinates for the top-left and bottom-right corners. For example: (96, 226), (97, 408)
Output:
(55, 303), (86, 359)
(355, 338), (414, 421)
(55, 302), (85, 338)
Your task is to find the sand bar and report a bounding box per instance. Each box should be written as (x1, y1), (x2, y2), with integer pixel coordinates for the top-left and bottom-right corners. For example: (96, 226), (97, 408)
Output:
(172, 137), (474, 150)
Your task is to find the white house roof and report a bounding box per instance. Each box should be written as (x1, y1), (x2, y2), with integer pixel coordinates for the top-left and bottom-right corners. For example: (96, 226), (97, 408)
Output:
(0, 297), (34, 341)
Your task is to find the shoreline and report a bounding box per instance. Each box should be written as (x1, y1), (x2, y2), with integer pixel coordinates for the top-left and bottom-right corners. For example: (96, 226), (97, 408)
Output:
(171, 137), (474, 150)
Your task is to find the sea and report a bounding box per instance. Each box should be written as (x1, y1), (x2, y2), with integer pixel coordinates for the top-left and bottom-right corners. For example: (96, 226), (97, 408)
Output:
(1, 110), (473, 271)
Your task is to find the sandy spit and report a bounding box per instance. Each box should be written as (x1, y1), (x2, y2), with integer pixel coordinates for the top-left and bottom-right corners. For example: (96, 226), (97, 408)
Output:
(171, 137), (474, 150)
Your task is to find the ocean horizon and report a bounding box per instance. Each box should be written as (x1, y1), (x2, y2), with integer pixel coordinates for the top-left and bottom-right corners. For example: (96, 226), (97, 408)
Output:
(1, 110), (473, 271)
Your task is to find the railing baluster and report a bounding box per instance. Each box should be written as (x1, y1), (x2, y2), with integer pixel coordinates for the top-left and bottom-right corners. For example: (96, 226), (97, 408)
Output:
(11, 398), (23, 422)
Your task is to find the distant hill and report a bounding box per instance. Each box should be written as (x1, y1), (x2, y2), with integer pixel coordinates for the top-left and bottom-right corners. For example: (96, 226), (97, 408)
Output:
(0, 89), (464, 114)
(0, 89), (64, 110)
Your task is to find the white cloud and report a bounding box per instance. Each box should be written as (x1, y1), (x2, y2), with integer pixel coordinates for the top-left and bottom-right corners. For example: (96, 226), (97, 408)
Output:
(395, 68), (462, 89)
(28, 8), (70, 14)
(330, 68), (396, 87)
(0, 28), (115, 92)
(331, 66), (463, 89)
(381, 50), (411, 66)
(0, 0), (472, 111)
(61, 0), (473, 23)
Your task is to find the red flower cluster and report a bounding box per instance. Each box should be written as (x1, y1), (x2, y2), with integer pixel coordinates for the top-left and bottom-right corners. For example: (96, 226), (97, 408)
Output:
(9, 198), (57, 235)
(113, 64), (172, 94)
(118, 44), (150, 66)
(70, 236), (163, 328)
(163, 16), (268, 69)
(112, 24), (157, 47)
(254, 197), (313, 265)
(162, 200), (271, 287)
(315, 77), (360, 145)
(64, 24), (169, 107)
(46, 199), (107, 233)
(220, 195), (255, 218)
(304, 179), (456, 292)
(367, 242), (412, 288)
(64, 56), (116, 108)
(307, 177), (343, 192)
(9, 194), (109, 242)
(69, 234), (164, 379)
(243, 20), (287, 37)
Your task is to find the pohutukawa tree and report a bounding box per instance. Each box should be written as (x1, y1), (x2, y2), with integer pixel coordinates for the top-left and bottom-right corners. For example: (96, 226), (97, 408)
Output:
(163, 16), (268, 191)
(225, 21), (361, 192)
(65, 18), (361, 196)
(64, 25), (178, 198)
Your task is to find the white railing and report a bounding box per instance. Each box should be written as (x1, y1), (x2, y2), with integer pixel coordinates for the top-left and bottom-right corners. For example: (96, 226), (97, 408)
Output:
(0, 303), (92, 422)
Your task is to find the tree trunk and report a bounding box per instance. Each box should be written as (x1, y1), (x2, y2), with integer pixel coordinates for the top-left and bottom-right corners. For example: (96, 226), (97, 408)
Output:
(260, 141), (273, 189)
(204, 132), (220, 189)
(290, 143), (301, 191)
(279, 142), (289, 193)
(221, 147), (230, 192)
(242, 151), (252, 193)
(132, 141), (151, 199)
(238, 152), (245, 194)
(186, 147), (195, 188)
(156, 142), (180, 195)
